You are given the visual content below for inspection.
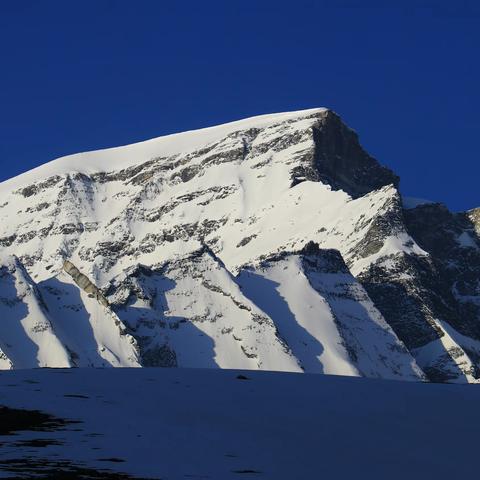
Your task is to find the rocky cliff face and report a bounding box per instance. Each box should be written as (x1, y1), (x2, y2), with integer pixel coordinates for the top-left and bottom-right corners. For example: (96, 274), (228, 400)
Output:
(0, 108), (478, 382)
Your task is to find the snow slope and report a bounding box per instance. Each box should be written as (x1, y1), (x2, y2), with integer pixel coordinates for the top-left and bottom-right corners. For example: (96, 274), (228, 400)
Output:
(39, 270), (140, 368)
(237, 245), (422, 379)
(0, 368), (478, 479)
(0, 256), (70, 369)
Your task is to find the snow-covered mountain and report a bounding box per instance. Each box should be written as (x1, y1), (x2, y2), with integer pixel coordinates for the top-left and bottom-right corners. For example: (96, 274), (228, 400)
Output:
(1, 108), (479, 382)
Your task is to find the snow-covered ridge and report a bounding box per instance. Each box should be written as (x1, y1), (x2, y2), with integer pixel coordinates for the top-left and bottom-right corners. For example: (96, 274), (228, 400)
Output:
(0, 108), (479, 383)
(0, 108), (327, 195)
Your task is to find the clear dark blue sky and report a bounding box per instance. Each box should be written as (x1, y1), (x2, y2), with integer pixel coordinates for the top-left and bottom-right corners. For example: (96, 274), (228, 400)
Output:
(1, 1), (479, 211)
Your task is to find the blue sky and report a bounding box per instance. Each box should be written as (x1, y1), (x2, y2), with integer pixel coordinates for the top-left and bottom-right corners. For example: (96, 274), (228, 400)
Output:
(0, 1), (478, 211)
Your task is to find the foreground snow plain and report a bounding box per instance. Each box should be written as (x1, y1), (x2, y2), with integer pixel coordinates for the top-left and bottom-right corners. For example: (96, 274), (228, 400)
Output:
(0, 368), (478, 479)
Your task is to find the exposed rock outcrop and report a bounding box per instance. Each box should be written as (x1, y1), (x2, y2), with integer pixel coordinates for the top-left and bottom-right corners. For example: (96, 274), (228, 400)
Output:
(63, 261), (109, 307)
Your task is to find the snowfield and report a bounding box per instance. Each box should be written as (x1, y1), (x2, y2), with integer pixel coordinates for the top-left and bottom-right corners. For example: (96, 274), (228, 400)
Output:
(0, 368), (478, 479)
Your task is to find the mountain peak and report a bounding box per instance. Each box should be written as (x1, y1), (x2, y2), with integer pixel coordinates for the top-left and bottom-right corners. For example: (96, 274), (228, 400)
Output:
(0, 107), (329, 195)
